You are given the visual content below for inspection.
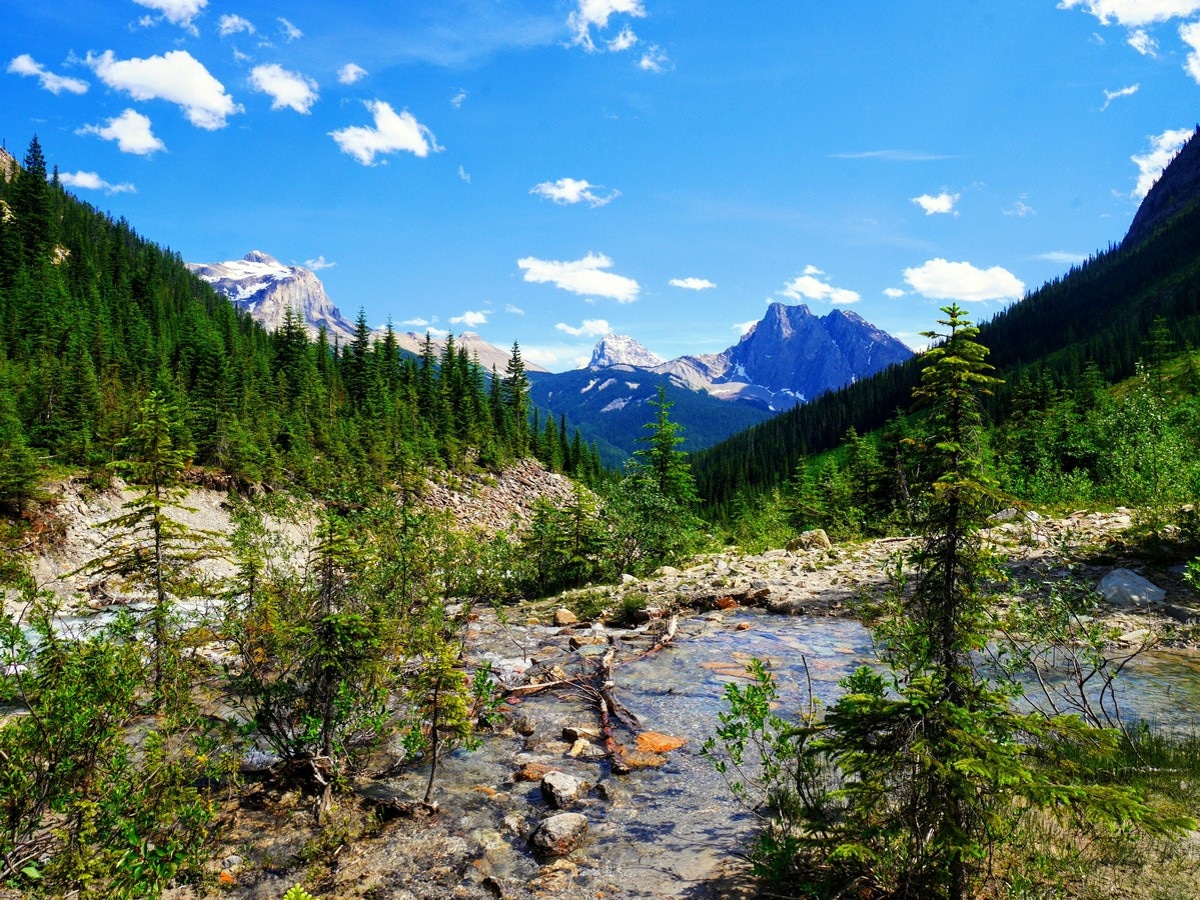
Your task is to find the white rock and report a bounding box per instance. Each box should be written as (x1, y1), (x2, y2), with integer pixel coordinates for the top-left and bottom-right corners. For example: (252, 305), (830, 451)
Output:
(1098, 569), (1165, 608)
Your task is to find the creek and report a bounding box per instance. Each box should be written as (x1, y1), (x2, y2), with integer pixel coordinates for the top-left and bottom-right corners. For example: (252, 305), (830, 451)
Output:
(373, 608), (1200, 898)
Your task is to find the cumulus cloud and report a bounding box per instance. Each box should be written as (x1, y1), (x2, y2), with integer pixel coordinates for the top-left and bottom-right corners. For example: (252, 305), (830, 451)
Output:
(451, 310), (489, 327)
(134, 0), (207, 31)
(278, 17), (303, 41)
(733, 319), (758, 335)
(402, 317), (431, 327)
(902, 258), (1025, 302)
(304, 255), (335, 270)
(779, 268), (861, 305)
(669, 277), (716, 291)
(330, 100), (441, 165)
(505, 304), (525, 315)
(338, 63), (367, 85)
(1101, 83), (1140, 108)
(530, 177), (620, 207)
(7, 54), (89, 94)
(518, 252), (640, 303)
(912, 191), (960, 215)
(568, 0), (646, 51)
(1128, 28), (1158, 54)
(59, 171), (136, 195)
(1131, 127), (1191, 198)
(78, 109), (166, 155)
(608, 26), (638, 51)
(639, 45), (670, 72)
(458, 165), (471, 183)
(1182, 21), (1200, 81)
(556, 318), (610, 337)
(250, 64), (318, 113)
(883, 287), (907, 298)
(218, 14), (254, 36)
(1057, 0), (1200, 27)
(87, 50), (241, 130)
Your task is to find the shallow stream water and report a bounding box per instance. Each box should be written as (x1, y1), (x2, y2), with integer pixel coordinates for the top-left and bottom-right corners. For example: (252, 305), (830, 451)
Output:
(378, 609), (1200, 898)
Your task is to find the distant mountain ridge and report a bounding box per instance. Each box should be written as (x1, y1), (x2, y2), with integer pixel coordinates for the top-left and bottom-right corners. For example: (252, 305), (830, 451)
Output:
(187, 251), (543, 374)
(579, 303), (913, 413)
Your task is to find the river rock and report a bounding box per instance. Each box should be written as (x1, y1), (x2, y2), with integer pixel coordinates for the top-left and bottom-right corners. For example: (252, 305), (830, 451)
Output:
(530, 813), (588, 855)
(554, 608), (579, 626)
(636, 732), (687, 753)
(1098, 569), (1165, 607)
(541, 771), (586, 809)
(562, 725), (600, 741)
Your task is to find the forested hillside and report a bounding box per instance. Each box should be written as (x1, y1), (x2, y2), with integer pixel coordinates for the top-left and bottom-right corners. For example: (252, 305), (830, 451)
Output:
(695, 129), (1200, 515)
(0, 138), (601, 499)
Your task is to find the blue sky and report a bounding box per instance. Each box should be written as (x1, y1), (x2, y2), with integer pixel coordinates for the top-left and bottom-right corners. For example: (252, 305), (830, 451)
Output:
(4, 1), (1199, 370)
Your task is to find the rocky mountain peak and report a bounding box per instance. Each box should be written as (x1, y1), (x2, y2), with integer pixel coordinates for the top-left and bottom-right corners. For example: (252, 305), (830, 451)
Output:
(588, 334), (665, 369)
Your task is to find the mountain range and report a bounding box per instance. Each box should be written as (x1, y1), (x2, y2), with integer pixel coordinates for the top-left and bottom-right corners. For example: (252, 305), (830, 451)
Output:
(188, 251), (913, 460)
(186, 251), (541, 375)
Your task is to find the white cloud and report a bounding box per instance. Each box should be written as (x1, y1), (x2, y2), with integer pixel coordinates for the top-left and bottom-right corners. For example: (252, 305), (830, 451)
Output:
(1004, 197), (1036, 217)
(912, 191), (960, 216)
(638, 45), (670, 72)
(218, 14), (254, 36)
(1101, 83), (1140, 109)
(278, 16), (303, 41)
(531, 177), (620, 207)
(451, 310), (489, 327)
(339, 63), (367, 85)
(304, 255), (335, 270)
(1182, 21), (1200, 81)
(7, 54), (89, 94)
(87, 50), (241, 130)
(1131, 127), (1191, 198)
(902, 258), (1025, 302)
(134, 0), (207, 31)
(250, 64), (318, 113)
(330, 100), (441, 165)
(883, 287), (907, 298)
(829, 149), (953, 161)
(1058, 0), (1200, 26)
(1036, 251), (1089, 264)
(568, 0), (646, 51)
(1128, 28), (1158, 54)
(505, 304), (525, 315)
(522, 346), (566, 368)
(608, 26), (638, 52)
(78, 109), (166, 155)
(458, 165), (471, 183)
(556, 318), (610, 337)
(779, 268), (861, 305)
(733, 319), (758, 335)
(518, 252), (640, 302)
(669, 277), (716, 291)
(402, 317), (431, 327)
(449, 88), (468, 108)
(59, 171), (136, 195)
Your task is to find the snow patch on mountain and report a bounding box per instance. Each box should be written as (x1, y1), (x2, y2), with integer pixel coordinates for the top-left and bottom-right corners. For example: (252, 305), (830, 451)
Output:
(588, 334), (665, 369)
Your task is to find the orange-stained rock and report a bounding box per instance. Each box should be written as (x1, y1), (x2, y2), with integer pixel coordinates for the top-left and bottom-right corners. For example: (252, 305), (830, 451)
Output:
(515, 762), (559, 782)
(636, 732), (687, 753)
(716, 596), (738, 610)
(621, 750), (668, 769)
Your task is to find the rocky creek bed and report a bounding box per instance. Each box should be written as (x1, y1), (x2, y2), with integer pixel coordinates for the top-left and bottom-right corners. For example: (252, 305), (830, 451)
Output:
(188, 509), (1200, 900)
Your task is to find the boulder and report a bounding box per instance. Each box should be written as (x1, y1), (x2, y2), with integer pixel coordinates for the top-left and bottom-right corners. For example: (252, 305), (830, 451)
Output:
(554, 608), (579, 626)
(1098, 569), (1165, 607)
(786, 529), (832, 552)
(541, 771), (586, 809)
(530, 813), (588, 855)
